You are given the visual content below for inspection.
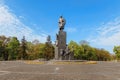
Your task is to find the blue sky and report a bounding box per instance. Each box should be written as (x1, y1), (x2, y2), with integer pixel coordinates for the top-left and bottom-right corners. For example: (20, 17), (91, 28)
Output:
(0, 0), (120, 53)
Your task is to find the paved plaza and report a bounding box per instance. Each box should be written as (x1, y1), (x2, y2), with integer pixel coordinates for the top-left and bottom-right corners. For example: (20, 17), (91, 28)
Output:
(0, 61), (120, 80)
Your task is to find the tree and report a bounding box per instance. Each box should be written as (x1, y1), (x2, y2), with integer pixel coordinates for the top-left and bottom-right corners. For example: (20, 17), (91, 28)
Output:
(68, 40), (111, 61)
(95, 48), (111, 61)
(0, 36), (10, 60)
(32, 39), (40, 45)
(0, 40), (4, 60)
(0, 35), (112, 61)
(80, 44), (97, 60)
(27, 42), (45, 60)
(26, 42), (34, 60)
(43, 43), (54, 60)
(19, 36), (28, 60)
(37, 43), (45, 59)
(79, 40), (89, 45)
(113, 46), (120, 60)
(68, 40), (97, 60)
(68, 40), (83, 59)
(7, 37), (20, 60)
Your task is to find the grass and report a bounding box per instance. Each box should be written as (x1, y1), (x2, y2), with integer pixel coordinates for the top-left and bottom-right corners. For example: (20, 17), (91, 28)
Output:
(24, 61), (45, 64)
(24, 60), (97, 65)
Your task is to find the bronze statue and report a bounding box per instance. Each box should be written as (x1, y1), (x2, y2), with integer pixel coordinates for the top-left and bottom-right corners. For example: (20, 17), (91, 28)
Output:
(58, 16), (66, 30)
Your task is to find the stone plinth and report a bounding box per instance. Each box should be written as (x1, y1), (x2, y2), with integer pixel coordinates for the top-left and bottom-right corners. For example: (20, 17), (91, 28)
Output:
(55, 30), (66, 60)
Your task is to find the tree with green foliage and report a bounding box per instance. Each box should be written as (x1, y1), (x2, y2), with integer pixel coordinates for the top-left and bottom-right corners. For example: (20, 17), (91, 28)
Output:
(27, 41), (45, 60)
(68, 40), (84, 59)
(0, 40), (4, 60)
(68, 40), (111, 61)
(94, 48), (111, 61)
(19, 36), (28, 60)
(81, 44), (97, 60)
(113, 46), (120, 60)
(68, 40), (97, 60)
(26, 42), (34, 60)
(43, 43), (54, 60)
(7, 37), (20, 60)
(0, 36), (10, 60)
(0, 35), (113, 61)
(79, 40), (89, 45)
(38, 43), (46, 58)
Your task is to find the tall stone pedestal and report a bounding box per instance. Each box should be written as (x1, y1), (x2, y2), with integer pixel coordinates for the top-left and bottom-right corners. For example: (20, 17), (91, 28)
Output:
(55, 30), (66, 60)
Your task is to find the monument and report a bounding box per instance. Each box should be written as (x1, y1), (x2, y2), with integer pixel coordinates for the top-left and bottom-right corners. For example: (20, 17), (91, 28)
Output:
(55, 16), (74, 60)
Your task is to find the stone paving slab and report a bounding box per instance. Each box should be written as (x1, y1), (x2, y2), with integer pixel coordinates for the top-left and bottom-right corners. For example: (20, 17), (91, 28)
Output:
(0, 61), (120, 80)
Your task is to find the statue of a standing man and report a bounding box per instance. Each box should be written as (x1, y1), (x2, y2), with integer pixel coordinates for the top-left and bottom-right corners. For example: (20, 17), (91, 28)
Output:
(58, 16), (66, 30)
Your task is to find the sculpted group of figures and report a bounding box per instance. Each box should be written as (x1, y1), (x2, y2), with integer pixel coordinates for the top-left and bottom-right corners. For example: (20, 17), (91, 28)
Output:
(47, 16), (74, 60)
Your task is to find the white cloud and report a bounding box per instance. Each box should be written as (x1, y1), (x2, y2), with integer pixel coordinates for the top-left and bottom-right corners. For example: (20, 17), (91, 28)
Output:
(0, 0), (4, 4)
(88, 17), (120, 53)
(0, 2), (47, 42)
